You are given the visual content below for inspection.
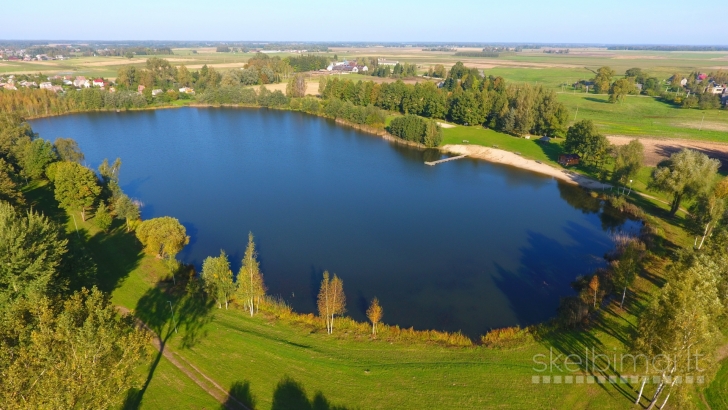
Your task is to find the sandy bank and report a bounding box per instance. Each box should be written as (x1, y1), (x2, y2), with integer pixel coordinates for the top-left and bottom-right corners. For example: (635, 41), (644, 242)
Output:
(442, 144), (610, 189)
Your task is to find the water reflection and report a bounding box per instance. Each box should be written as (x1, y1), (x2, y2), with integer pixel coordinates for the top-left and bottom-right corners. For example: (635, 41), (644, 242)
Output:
(31, 108), (640, 336)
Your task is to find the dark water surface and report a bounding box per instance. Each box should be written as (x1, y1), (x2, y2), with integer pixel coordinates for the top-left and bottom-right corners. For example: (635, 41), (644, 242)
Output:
(31, 108), (639, 336)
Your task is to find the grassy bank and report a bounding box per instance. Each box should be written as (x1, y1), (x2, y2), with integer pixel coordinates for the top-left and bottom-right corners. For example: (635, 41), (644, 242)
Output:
(22, 170), (725, 409)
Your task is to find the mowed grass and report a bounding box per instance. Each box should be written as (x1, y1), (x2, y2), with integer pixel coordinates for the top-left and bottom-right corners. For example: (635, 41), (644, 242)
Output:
(20, 138), (718, 409)
(130, 355), (221, 410)
(558, 93), (728, 142)
(704, 359), (728, 409)
(441, 125), (562, 166)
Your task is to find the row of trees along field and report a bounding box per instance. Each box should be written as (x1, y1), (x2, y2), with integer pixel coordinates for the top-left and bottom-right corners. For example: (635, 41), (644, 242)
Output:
(580, 66), (726, 109)
(319, 63), (571, 137)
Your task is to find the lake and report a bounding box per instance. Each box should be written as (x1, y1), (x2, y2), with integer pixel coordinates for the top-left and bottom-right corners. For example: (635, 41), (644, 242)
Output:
(31, 108), (639, 336)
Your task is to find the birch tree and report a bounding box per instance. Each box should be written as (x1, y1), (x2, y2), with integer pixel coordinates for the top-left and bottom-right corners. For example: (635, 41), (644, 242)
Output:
(366, 297), (383, 337)
(608, 234), (646, 308)
(650, 149), (720, 216)
(317, 271), (346, 334)
(317, 271), (332, 334)
(634, 256), (723, 409)
(201, 250), (235, 309)
(588, 275), (600, 308)
(236, 233), (266, 316)
(114, 194), (140, 232)
(689, 193), (725, 249)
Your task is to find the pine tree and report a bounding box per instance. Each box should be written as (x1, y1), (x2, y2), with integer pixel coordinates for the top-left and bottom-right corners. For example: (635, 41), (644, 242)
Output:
(0, 201), (68, 300)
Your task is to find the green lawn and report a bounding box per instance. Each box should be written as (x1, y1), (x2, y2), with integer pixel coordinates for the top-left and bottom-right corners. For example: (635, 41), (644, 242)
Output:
(704, 359), (728, 409)
(441, 126), (562, 166)
(557, 93), (728, 142)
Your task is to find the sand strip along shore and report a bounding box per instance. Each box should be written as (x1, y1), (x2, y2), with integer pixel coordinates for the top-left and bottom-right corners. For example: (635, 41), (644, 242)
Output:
(442, 144), (610, 190)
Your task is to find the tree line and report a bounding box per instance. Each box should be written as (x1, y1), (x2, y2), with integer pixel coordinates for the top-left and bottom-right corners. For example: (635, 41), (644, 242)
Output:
(553, 143), (728, 408)
(0, 113), (150, 408)
(320, 63), (570, 137)
(582, 66), (726, 109)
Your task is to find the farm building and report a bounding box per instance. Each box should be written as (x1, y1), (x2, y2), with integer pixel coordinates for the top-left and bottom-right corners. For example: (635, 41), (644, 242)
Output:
(558, 154), (580, 167)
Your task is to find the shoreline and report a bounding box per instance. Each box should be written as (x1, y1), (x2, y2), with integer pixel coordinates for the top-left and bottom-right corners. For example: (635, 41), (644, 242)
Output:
(442, 144), (610, 189)
(28, 103), (608, 189)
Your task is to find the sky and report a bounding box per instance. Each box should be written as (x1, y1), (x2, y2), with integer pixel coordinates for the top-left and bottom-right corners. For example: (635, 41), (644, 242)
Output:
(3, 0), (726, 45)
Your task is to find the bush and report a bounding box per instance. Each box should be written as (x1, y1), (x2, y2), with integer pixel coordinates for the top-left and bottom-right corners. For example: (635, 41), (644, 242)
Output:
(388, 115), (442, 147)
(480, 326), (530, 348)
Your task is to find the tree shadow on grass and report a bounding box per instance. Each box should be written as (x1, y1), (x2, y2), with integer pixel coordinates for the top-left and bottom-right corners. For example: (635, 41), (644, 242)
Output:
(221, 381), (257, 410)
(87, 219), (145, 294)
(123, 275), (215, 409)
(271, 376), (350, 410)
(23, 180), (69, 226)
(533, 140), (564, 164)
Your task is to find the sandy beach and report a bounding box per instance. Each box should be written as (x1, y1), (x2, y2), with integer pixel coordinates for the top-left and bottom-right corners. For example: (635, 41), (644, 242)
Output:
(442, 144), (610, 189)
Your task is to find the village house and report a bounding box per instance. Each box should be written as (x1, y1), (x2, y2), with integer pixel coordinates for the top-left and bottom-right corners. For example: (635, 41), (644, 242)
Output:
(377, 58), (399, 66)
(3, 84), (17, 90)
(92, 78), (105, 87)
(138, 84), (146, 93)
(151, 89), (163, 96)
(327, 60), (368, 73)
(179, 87), (195, 94)
(73, 76), (90, 88)
(707, 83), (725, 95)
(40, 82), (53, 90)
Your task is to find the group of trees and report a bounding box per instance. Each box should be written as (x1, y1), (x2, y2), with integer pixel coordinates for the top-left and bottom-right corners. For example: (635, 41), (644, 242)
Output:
(199, 233), (265, 312)
(320, 63), (571, 138)
(554, 143), (728, 407)
(285, 54), (329, 72)
(590, 65), (726, 109)
(388, 115), (443, 147)
(0, 114), (149, 408)
(664, 70), (726, 109)
(563, 120), (611, 167)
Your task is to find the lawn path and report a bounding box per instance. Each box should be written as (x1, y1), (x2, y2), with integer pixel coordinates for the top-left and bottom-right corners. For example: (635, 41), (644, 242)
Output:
(117, 306), (250, 410)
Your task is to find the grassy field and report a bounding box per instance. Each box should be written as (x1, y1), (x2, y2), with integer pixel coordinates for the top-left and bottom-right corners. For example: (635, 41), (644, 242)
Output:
(22, 171), (726, 409)
(557, 93), (728, 141)
(3, 47), (728, 142)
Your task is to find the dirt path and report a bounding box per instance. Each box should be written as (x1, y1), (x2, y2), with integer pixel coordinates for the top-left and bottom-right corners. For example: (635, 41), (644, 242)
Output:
(608, 136), (728, 167)
(117, 306), (249, 409)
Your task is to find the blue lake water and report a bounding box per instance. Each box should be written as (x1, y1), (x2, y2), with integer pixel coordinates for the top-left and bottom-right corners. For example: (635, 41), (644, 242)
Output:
(31, 107), (639, 336)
